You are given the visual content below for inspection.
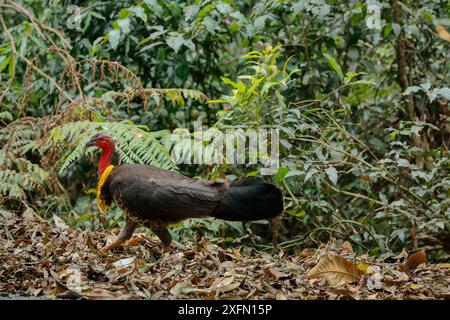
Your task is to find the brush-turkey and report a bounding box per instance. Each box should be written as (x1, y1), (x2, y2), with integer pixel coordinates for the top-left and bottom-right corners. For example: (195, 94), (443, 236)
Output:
(85, 133), (283, 252)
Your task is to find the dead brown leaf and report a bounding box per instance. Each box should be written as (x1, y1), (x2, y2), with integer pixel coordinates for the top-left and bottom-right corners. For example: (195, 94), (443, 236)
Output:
(128, 236), (145, 246)
(83, 288), (137, 300)
(1, 211), (448, 301)
(307, 255), (362, 286)
(191, 274), (201, 285)
(263, 267), (276, 279)
(401, 250), (427, 272)
(341, 241), (353, 253)
(436, 25), (450, 42)
(23, 207), (41, 222)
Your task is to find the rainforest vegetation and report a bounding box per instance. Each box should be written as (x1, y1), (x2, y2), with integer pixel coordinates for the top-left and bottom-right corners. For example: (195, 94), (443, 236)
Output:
(0, 0), (449, 300)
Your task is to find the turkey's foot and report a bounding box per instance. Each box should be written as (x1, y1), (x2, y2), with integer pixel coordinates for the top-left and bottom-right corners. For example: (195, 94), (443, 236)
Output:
(146, 223), (174, 254)
(99, 219), (137, 253)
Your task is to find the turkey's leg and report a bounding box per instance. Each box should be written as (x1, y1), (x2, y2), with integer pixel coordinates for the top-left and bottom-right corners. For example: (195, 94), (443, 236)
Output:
(100, 219), (137, 252)
(152, 227), (173, 252)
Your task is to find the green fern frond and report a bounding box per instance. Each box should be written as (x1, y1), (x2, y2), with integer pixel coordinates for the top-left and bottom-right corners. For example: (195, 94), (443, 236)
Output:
(0, 124), (51, 201)
(0, 167), (48, 200)
(103, 88), (208, 107)
(48, 120), (177, 174)
(0, 181), (26, 200)
(0, 111), (13, 122)
(143, 88), (209, 103)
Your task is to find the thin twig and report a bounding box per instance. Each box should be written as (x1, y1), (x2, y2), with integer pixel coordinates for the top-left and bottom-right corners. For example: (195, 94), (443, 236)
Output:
(2, 2), (71, 49)
(323, 180), (417, 220)
(18, 55), (73, 102)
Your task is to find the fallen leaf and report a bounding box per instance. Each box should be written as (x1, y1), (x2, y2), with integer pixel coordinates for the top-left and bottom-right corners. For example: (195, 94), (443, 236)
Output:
(217, 282), (240, 293)
(356, 263), (374, 275)
(245, 288), (257, 299)
(299, 248), (315, 259)
(2, 210), (448, 301)
(213, 276), (234, 288)
(367, 293), (378, 300)
(260, 280), (278, 294)
(113, 256), (135, 268)
(264, 267), (276, 279)
(23, 207), (40, 222)
(218, 250), (234, 262)
(276, 292), (287, 300)
(117, 267), (128, 274)
(307, 255), (362, 286)
(436, 25), (450, 42)
(202, 293), (215, 300)
(286, 261), (301, 271)
(54, 279), (69, 295)
(390, 269), (410, 282)
(53, 215), (69, 231)
(410, 283), (424, 290)
(391, 248), (409, 261)
(87, 263), (108, 282)
(65, 265), (82, 293)
(191, 274), (201, 285)
(346, 281), (363, 293)
(56, 290), (82, 300)
(170, 279), (199, 295)
(128, 236), (145, 246)
(84, 288), (137, 300)
(220, 260), (235, 270)
(342, 241), (353, 253)
(401, 250), (426, 272)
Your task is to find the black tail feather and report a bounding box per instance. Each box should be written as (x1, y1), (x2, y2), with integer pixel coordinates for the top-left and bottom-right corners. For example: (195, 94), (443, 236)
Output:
(212, 177), (283, 221)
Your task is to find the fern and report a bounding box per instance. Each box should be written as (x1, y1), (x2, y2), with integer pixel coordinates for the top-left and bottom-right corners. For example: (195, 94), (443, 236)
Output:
(0, 111), (13, 122)
(103, 87), (208, 109)
(0, 150), (50, 200)
(48, 120), (178, 174)
(0, 181), (26, 200)
(142, 88), (209, 104)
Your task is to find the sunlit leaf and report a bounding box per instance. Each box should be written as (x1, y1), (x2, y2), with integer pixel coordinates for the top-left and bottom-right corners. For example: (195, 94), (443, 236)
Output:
(323, 53), (343, 81)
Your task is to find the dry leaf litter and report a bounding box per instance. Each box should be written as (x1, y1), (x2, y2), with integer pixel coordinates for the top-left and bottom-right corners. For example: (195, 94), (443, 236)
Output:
(1, 210), (449, 300)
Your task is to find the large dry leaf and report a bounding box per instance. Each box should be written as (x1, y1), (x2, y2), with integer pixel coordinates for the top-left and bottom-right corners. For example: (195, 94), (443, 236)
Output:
(83, 288), (136, 300)
(213, 277), (240, 293)
(170, 279), (199, 295)
(128, 236), (145, 246)
(341, 241), (353, 253)
(401, 250), (426, 272)
(307, 255), (362, 286)
(436, 25), (450, 42)
(2, 210), (449, 300)
(53, 215), (69, 231)
(113, 256), (135, 268)
(23, 207), (41, 222)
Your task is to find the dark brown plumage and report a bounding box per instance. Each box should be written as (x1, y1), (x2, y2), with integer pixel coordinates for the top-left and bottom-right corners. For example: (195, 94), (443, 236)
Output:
(86, 133), (284, 252)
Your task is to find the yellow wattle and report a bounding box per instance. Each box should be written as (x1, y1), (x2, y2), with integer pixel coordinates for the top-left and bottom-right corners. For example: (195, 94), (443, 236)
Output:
(97, 165), (115, 213)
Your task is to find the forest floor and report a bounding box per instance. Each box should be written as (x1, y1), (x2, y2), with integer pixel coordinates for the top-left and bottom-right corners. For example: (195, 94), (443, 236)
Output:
(0, 209), (449, 300)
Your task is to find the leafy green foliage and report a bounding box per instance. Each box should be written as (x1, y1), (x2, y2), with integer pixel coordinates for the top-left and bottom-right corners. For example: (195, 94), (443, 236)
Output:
(50, 120), (177, 174)
(0, 0), (448, 260)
